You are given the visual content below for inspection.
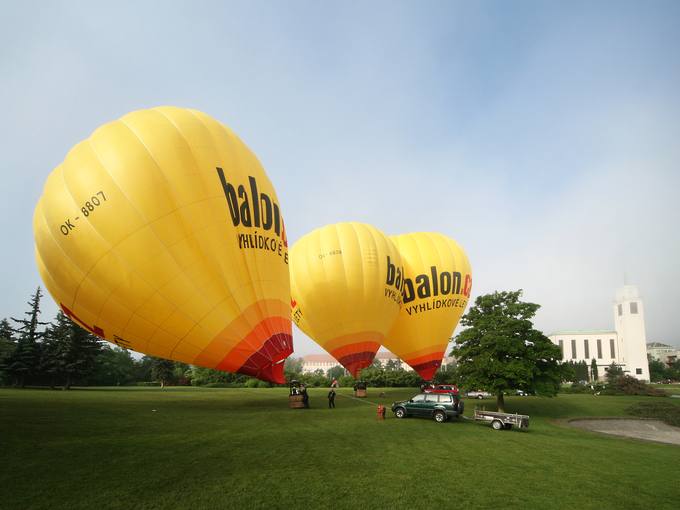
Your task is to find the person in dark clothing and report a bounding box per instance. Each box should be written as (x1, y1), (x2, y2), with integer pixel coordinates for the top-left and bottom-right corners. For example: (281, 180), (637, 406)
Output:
(301, 385), (309, 408)
(328, 389), (336, 408)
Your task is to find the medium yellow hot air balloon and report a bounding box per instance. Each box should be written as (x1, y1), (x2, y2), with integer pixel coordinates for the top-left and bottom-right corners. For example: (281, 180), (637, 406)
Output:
(383, 232), (472, 381)
(33, 106), (292, 383)
(290, 222), (404, 377)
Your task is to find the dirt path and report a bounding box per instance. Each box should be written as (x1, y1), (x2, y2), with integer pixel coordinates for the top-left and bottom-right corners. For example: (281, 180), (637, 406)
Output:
(569, 419), (680, 445)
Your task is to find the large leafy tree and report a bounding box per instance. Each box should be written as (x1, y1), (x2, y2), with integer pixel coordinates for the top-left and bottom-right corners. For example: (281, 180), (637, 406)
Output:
(451, 290), (563, 412)
(647, 355), (668, 382)
(91, 346), (137, 386)
(150, 357), (176, 388)
(7, 288), (48, 387)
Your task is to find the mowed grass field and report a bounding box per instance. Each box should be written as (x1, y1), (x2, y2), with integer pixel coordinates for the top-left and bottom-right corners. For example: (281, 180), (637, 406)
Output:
(1, 387), (679, 510)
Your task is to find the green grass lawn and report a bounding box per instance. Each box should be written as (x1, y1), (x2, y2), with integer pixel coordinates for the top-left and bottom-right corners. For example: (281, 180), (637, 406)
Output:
(1, 387), (679, 510)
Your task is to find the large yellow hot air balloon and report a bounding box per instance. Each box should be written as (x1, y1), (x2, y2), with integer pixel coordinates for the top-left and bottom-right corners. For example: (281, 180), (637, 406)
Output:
(383, 232), (472, 381)
(33, 106), (292, 383)
(290, 222), (403, 377)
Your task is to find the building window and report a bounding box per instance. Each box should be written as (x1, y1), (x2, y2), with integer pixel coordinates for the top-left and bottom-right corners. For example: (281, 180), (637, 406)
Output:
(584, 339), (589, 359)
(636, 368), (642, 375)
(597, 339), (602, 359)
(610, 338), (616, 358)
(558, 340), (564, 359)
(618, 304), (622, 316)
(571, 339), (577, 359)
(630, 302), (638, 314)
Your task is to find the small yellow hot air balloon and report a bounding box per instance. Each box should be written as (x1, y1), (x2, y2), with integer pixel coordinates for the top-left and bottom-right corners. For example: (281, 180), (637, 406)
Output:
(382, 232), (472, 381)
(290, 222), (404, 377)
(33, 106), (292, 383)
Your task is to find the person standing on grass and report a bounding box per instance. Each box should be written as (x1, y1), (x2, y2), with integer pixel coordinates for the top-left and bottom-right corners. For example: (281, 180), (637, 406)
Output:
(328, 389), (336, 408)
(302, 384), (309, 408)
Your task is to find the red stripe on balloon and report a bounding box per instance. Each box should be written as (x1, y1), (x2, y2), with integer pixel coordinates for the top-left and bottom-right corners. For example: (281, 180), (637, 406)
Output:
(336, 351), (376, 379)
(237, 332), (293, 384)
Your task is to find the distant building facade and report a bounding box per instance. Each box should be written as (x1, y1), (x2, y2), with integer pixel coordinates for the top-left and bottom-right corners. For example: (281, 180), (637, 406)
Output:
(647, 342), (679, 366)
(549, 285), (650, 381)
(301, 350), (455, 375)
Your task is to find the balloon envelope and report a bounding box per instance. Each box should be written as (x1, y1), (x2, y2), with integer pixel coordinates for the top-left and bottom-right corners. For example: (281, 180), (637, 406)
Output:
(33, 106), (292, 383)
(382, 232), (472, 380)
(290, 222), (403, 377)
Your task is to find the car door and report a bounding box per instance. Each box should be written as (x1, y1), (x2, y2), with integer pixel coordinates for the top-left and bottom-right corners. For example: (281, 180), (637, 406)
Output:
(422, 393), (439, 416)
(406, 394), (428, 416)
(437, 393), (453, 413)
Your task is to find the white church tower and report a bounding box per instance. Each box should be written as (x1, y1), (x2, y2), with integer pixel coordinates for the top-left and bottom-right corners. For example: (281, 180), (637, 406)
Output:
(613, 285), (650, 381)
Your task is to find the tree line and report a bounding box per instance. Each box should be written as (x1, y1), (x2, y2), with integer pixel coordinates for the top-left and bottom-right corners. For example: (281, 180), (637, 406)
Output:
(0, 288), (454, 389)
(0, 288), (261, 389)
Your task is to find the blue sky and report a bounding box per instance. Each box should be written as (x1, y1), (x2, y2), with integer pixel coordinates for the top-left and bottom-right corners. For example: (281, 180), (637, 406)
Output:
(1, 0), (679, 353)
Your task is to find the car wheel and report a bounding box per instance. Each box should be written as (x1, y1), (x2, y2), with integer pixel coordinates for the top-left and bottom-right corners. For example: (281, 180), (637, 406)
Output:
(395, 407), (406, 419)
(433, 410), (447, 423)
(491, 420), (503, 430)
(477, 394), (484, 400)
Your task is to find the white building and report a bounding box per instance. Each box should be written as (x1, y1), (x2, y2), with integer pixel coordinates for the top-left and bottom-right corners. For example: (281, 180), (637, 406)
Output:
(549, 285), (650, 381)
(301, 350), (456, 374)
(647, 342), (679, 365)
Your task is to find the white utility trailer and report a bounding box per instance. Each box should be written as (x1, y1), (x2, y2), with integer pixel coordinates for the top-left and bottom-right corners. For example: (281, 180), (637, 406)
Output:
(473, 409), (530, 430)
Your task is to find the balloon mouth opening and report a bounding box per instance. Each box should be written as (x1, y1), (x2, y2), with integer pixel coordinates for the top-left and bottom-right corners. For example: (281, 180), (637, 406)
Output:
(257, 361), (286, 384)
(237, 332), (292, 384)
(410, 360), (442, 382)
(337, 351), (377, 379)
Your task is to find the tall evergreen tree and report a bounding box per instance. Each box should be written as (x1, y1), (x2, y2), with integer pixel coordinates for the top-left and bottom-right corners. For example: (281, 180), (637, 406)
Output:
(0, 318), (17, 385)
(590, 359), (599, 382)
(452, 290), (563, 412)
(7, 288), (48, 387)
(51, 312), (102, 389)
(606, 362), (624, 382)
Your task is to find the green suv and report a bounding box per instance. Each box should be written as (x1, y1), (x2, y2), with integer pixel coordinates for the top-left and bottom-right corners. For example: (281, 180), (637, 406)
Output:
(391, 392), (464, 423)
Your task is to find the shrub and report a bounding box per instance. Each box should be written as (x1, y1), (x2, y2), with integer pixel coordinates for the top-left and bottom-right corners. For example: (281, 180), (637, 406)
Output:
(601, 376), (666, 396)
(626, 401), (680, 427)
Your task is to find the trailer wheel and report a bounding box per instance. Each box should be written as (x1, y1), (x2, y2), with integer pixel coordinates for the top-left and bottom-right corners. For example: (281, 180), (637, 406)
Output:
(491, 420), (503, 430)
(433, 410), (447, 423)
(457, 401), (465, 416)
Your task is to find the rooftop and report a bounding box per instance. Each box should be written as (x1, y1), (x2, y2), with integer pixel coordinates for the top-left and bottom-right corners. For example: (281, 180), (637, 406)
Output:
(302, 350), (400, 363)
(548, 330), (616, 336)
(647, 342), (674, 348)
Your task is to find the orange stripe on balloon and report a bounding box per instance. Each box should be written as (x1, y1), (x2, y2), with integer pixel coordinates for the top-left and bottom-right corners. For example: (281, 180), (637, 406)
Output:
(323, 330), (384, 354)
(405, 351), (445, 368)
(193, 298), (291, 368)
(214, 315), (290, 372)
(330, 340), (381, 363)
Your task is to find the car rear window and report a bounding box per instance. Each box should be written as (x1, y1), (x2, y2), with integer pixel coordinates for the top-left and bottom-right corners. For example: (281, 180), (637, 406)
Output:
(438, 394), (452, 403)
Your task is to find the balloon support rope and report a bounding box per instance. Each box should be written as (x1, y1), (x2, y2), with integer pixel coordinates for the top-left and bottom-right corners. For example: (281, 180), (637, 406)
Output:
(337, 392), (380, 406)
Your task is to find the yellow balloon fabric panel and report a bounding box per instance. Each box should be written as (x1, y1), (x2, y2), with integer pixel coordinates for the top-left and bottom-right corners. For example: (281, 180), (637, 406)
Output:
(382, 232), (472, 380)
(290, 223), (403, 377)
(33, 107), (292, 383)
